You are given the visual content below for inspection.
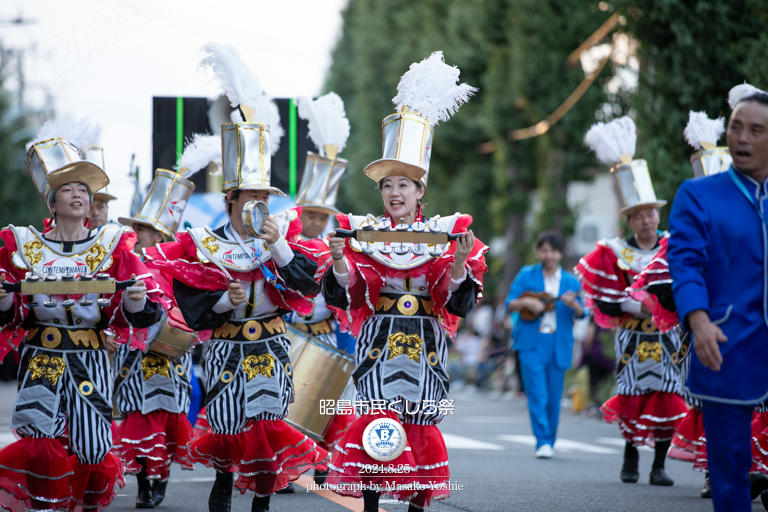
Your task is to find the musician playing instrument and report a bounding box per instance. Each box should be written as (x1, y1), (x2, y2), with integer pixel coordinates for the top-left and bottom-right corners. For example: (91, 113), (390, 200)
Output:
(506, 232), (584, 459)
(322, 53), (487, 512)
(144, 43), (327, 512)
(0, 119), (164, 512)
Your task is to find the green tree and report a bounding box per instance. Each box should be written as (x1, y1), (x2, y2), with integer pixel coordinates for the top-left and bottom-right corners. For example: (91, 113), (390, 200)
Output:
(325, 0), (614, 294)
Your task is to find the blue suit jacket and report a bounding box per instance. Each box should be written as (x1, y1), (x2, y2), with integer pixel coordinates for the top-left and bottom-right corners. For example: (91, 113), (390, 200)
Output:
(669, 167), (768, 404)
(505, 264), (583, 370)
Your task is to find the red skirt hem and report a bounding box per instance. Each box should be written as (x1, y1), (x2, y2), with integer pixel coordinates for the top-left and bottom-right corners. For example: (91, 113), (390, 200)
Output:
(753, 412), (768, 473)
(669, 407), (707, 471)
(601, 392), (687, 447)
(70, 452), (125, 512)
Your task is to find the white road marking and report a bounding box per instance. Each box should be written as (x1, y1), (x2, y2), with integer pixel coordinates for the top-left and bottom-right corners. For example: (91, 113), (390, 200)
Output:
(499, 435), (618, 454)
(442, 433), (504, 451)
(597, 437), (653, 452)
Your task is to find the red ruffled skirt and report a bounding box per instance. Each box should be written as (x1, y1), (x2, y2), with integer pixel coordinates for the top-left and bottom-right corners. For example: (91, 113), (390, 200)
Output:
(114, 410), (194, 480)
(752, 411), (768, 473)
(601, 392), (688, 446)
(190, 419), (328, 496)
(193, 407), (212, 440)
(320, 413), (356, 452)
(326, 411), (445, 504)
(668, 408), (707, 471)
(0, 437), (124, 512)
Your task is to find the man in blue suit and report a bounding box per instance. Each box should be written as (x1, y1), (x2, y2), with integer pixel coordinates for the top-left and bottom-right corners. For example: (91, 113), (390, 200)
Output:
(669, 91), (768, 511)
(506, 232), (584, 458)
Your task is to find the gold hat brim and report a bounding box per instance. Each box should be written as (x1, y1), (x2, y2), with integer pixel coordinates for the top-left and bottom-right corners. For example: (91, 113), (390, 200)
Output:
(117, 217), (176, 241)
(46, 162), (110, 195)
(621, 201), (667, 215)
(225, 185), (287, 197)
(363, 159), (426, 184)
(299, 204), (340, 215)
(93, 193), (117, 202)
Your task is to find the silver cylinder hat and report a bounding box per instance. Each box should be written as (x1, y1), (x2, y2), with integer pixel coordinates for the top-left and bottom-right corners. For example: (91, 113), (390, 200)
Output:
(26, 138), (109, 201)
(118, 168), (195, 241)
(220, 122), (286, 196)
(296, 152), (348, 215)
(612, 159), (667, 214)
(690, 147), (732, 178)
(84, 146), (117, 201)
(363, 111), (434, 187)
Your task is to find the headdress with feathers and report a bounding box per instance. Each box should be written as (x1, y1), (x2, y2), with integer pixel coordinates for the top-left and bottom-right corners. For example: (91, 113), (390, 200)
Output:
(200, 42), (283, 155)
(584, 116), (637, 166)
(684, 111), (725, 150)
(392, 51), (477, 125)
(175, 133), (222, 178)
(295, 92), (350, 160)
(33, 115), (93, 155)
(728, 82), (767, 110)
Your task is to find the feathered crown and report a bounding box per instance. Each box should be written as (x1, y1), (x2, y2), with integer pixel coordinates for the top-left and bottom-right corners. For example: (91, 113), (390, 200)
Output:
(175, 133), (222, 178)
(363, 52), (477, 185)
(584, 116), (637, 166)
(200, 42), (283, 155)
(684, 111), (725, 150)
(295, 92), (350, 160)
(728, 82), (766, 110)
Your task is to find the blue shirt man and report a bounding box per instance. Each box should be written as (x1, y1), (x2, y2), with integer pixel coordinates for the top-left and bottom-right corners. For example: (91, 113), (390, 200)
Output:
(669, 92), (768, 512)
(506, 232), (584, 458)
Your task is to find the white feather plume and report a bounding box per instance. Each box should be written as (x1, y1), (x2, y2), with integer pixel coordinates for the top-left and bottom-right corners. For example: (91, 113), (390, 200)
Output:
(33, 115), (93, 151)
(176, 133), (222, 178)
(392, 51), (477, 125)
(85, 121), (102, 146)
(728, 82), (766, 109)
(683, 111), (725, 149)
(256, 96), (283, 156)
(296, 92), (350, 155)
(583, 116), (637, 166)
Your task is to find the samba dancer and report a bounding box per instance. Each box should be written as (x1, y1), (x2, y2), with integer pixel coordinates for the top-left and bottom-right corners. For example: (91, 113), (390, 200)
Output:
(0, 118), (164, 512)
(113, 138), (216, 508)
(576, 116), (687, 486)
(323, 52), (487, 512)
(144, 43), (327, 512)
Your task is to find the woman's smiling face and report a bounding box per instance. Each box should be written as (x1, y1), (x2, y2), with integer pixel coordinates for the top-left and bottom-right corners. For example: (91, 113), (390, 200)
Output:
(379, 176), (424, 223)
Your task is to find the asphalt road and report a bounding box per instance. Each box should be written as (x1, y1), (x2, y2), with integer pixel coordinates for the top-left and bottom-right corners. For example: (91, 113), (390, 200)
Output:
(0, 382), (757, 511)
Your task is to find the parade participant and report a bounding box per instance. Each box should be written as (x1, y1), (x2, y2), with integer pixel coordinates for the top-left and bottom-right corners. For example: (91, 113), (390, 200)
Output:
(144, 43), (327, 512)
(113, 137), (214, 508)
(0, 117), (164, 512)
(506, 231), (584, 459)
(669, 84), (768, 512)
(323, 52), (487, 512)
(577, 116), (687, 486)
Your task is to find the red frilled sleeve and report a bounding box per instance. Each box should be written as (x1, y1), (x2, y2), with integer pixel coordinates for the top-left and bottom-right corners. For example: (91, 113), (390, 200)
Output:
(0, 229), (31, 357)
(628, 237), (679, 332)
(574, 242), (632, 329)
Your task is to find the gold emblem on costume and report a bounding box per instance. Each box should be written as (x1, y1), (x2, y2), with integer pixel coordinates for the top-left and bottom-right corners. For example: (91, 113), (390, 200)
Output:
(220, 370), (234, 383)
(241, 354), (275, 381)
(201, 236), (219, 255)
(621, 247), (635, 267)
(396, 295), (419, 316)
(375, 296), (396, 312)
(214, 323), (241, 339)
(640, 318), (657, 333)
(309, 320), (332, 335)
(141, 354), (171, 380)
(637, 341), (662, 363)
(175, 364), (185, 377)
(70, 329), (99, 349)
(78, 380), (94, 396)
(263, 317), (285, 335)
(387, 332), (423, 363)
(422, 299), (434, 316)
(369, 347), (382, 360)
(23, 240), (43, 266)
(428, 351), (438, 366)
(26, 327), (38, 339)
(40, 327), (62, 349)
(119, 366), (130, 378)
(285, 362), (292, 376)
(28, 354), (66, 386)
(85, 245), (107, 272)
(243, 320), (263, 341)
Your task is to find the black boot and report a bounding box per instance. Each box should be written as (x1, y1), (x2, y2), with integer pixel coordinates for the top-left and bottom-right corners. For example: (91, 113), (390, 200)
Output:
(750, 472), (768, 500)
(649, 440), (673, 486)
(700, 473), (711, 499)
(362, 489), (380, 512)
(275, 482), (296, 494)
(620, 443), (639, 483)
(314, 469), (328, 486)
(151, 479), (168, 507)
(209, 472), (233, 512)
(761, 489), (768, 510)
(408, 504), (422, 512)
(136, 459), (156, 509)
(251, 494), (270, 512)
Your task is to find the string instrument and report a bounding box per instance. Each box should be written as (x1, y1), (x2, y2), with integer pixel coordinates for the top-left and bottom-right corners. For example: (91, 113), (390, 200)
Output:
(519, 291), (562, 322)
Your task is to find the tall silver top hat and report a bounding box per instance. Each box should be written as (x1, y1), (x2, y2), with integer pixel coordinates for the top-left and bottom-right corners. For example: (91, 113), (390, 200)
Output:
(118, 169), (195, 241)
(684, 111), (732, 178)
(295, 93), (351, 214)
(84, 146), (117, 201)
(200, 42), (285, 196)
(26, 117), (109, 202)
(585, 116), (666, 214)
(363, 52), (477, 187)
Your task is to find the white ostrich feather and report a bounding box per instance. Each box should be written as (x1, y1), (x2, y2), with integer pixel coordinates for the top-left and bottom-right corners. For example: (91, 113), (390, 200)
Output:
(33, 115), (93, 151)
(295, 92), (350, 155)
(584, 116), (637, 166)
(85, 121), (102, 146)
(256, 96), (283, 156)
(176, 133), (222, 178)
(728, 82), (765, 109)
(392, 51), (477, 125)
(683, 111), (725, 149)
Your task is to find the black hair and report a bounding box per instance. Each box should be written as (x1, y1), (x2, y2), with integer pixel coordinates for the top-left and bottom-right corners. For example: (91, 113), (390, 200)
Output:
(377, 177), (424, 191)
(49, 182), (93, 221)
(226, 189), (242, 216)
(535, 231), (564, 252)
(737, 92), (768, 108)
